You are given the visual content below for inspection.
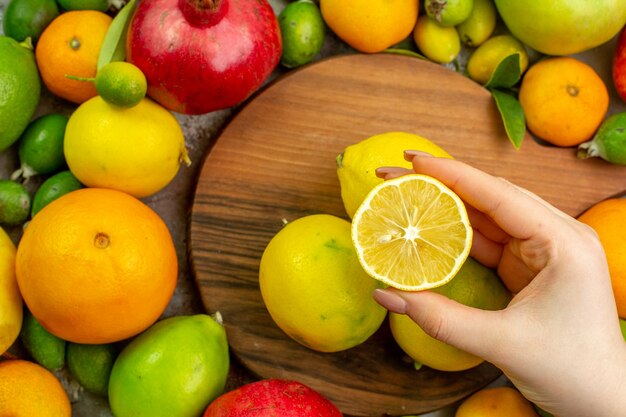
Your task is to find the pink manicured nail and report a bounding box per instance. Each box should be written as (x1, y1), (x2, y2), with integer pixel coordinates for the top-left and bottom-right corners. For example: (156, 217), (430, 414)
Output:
(373, 289), (407, 314)
(404, 150), (434, 161)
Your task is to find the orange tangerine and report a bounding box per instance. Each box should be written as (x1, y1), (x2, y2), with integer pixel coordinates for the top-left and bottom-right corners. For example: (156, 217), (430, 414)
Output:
(35, 10), (112, 103)
(519, 57), (609, 147)
(16, 188), (178, 344)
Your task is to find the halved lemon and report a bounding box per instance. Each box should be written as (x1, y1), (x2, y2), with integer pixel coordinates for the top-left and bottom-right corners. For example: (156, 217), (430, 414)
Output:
(351, 174), (473, 291)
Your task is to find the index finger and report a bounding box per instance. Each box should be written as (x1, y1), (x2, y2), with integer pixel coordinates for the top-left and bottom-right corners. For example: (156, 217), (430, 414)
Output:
(405, 153), (562, 240)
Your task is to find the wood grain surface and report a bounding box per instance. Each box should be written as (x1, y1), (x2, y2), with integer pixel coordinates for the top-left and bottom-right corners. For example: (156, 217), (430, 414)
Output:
(189, 53), (626, 416)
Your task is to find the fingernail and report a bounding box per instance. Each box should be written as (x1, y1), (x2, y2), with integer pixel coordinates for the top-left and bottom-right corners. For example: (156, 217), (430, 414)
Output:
(404, 150), (434, 162)
(375, 166), (396, 177)
(373, 289), (408, 314)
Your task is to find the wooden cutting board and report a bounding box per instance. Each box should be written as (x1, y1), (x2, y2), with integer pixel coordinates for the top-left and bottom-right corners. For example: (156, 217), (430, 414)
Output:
(189, 53), (626, 416)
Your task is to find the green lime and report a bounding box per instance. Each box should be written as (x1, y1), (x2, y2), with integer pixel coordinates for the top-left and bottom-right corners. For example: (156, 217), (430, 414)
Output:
(67, 342), (117, 397)
(95, 62), (147, 108)
(425, 0), (474, 27)
(31, 171), (83, 218)
(278, 0), (326, 68)
(578, 112), (626, 165)
(0, 180), (31, 226)
(12, 114), (69, 180)
(3, 0), (60, 43)
(56, 0), (111, 12)
(0, 36), (41, 152)
(20, 308), (66, 371)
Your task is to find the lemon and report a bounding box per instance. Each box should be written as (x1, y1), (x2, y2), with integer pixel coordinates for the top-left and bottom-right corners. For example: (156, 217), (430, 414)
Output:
(336, 132), (452, 219)
(0, 226), (21, 355)
(455, 386), (538, 416)
(64, 96), (191, 198)
(390, 257), (511, 371)
(467, 35), (529, 85)
(259, 214), (387, 352)
(352, 174), (472, 291)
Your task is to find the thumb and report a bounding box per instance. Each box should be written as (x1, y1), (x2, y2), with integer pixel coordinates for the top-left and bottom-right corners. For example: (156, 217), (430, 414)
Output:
(373, 288), (507, 362)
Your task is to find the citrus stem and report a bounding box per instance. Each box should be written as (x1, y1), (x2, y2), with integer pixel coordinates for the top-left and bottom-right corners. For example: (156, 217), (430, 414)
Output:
(18, 37), (34, 51)
(65, 74), (96, 83)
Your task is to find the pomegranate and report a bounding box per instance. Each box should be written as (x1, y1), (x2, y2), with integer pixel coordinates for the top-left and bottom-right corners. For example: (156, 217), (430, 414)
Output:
(202, 379), (343, 417)
(614, 27), (626, 102)
(126, 0), (282, 114)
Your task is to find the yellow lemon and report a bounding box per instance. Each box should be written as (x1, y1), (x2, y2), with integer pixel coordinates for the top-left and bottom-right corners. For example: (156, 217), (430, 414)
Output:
(390, 257), (511, 371)
(337, 132), (452, 219)
(352, 174), (472, 291)
(64, 96), (191, 198)
(259, 214), (387, 352)
(0, 226), (21, 354)
(455, 386), (538, 416)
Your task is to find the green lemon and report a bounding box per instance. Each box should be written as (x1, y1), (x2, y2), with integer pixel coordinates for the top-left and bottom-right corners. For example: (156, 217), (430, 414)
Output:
(467, 34), (529, 85)
(3, 0), (60, 43)
(413, 15), (461, 64)
(456, 0), (497, 47)
(108, 314), (229, 417)
(578, 112), (626, 165)
(0, 36), (41, 152)
(259, 214), (387, 352)
(19, 308), (66, 371)
(95, 62), (147, 108)
(279, 0), (326, 68)
(56, 0), (111, 11)
(336, 132), (452, 218)
(390, 257), (511, 372)
(13, 114), (69, 180)
(0, 180), (31, 226)
(31, 171), (83, 218)
(425, 0), (473, 27)
(67, 342), (117, 397)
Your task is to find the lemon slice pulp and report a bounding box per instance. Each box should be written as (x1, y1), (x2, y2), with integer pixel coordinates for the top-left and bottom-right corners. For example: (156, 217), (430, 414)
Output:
(351, 174), (473, 291)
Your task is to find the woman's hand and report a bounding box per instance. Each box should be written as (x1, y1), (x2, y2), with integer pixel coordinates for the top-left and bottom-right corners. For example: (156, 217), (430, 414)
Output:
(373, 152), (626, 417)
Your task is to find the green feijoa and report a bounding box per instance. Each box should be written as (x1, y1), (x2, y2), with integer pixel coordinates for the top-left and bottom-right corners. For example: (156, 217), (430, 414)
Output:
(578, 112), (626, 165)
(3, 0), (60, 43)
(31, 171), (83, 218)
(20, 308), (66, 371)
(279, 0), (326, 68)
(456, 0), (497, 47)
(0, 36), (41, 152)
(56, 0), (111, 11)
(0, 180), (31, 226)
(14, 114), (69, 180)
(67, 342), (118, 397)
(425, 0), (474, 27)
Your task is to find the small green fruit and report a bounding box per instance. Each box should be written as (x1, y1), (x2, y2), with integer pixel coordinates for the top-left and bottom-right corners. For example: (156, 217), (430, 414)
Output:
(426, 0), (474, 27)
(31, 171), (83, 218)
(3, 0), (59, 43)
(578, 112), (626, 165)
(279, 0), (326, 68)
(413, 15), (461, 64)
(67, 342), (117, 396)
(20, 308), (66, 371)
(95, 62), (147, 108)
(456, 0), (497, 47)
(467, 34), (528, 85)
(0, 180), (31, 226)
(108, 314), (230, 417)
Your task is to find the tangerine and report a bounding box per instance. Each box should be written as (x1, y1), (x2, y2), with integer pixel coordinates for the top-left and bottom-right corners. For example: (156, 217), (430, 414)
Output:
(0, 359), (71, 417)
(35, 10), (112, 104)
(578, 198), (626, 318)
(16, 188), (178, 344)
(519, 57), (609, 147)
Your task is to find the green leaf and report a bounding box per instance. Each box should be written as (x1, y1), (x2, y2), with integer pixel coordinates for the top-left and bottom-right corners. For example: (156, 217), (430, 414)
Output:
(485, 53), (522, 89)
(97, 0), (137, 70)
(491, 89), (526, 149)
(382, 48), (427, 60)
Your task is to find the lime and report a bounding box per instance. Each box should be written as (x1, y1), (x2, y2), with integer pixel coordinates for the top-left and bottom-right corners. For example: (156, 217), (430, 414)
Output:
(260, 214), (387, 352)
(67, 342), (117, 397)
(0, 180), (31, 226)
(279, 0), (326, 68)
(578, 112), (626, 165)
(413, 15), (461, 64)
(0, 36), (41, 152)
(12, 114), (69, 180)
(456, 0), (497, 47)
(31, 171), (83, 218)
(425, 0), (473, 27)
(109, 314), (229, 417)
(19, 308), (66, 371)
(389, 257), (511, 371)
(56, 0), (111, 11)
(3, 0), (60, 43)
(336, 132), (452, 218)
(95, 62), (148, 108)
